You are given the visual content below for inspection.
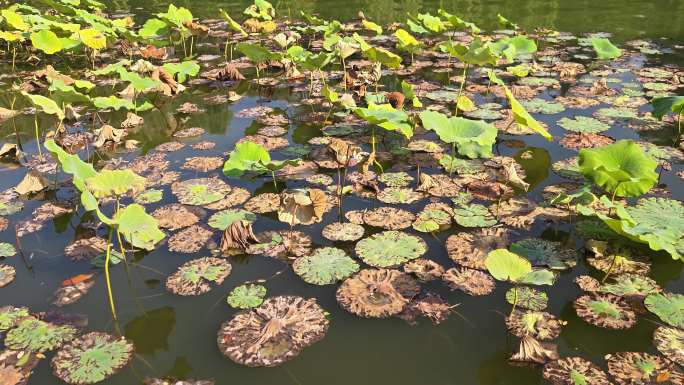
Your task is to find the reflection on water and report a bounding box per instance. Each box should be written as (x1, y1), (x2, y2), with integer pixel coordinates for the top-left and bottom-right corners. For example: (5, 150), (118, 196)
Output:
(125, 306), (176, 355)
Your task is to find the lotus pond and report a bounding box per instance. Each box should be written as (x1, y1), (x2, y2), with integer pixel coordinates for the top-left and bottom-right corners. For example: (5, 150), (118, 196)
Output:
(0, 1), (683, 385)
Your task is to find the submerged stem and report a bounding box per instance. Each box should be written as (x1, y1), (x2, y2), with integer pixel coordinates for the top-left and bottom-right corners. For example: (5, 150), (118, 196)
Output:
(105, 227), (118, 321)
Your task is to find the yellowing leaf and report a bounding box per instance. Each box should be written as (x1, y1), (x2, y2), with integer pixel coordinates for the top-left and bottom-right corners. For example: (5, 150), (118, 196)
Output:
(79, 28), (107, 50)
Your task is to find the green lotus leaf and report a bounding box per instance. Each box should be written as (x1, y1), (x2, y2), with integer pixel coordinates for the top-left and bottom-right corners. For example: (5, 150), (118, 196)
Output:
(236, 42), (277, 65)
(509, 238), (578, 270)
(226, 284), (267, 309)
(490, 35), (537, 62)
(22, 92), (65, 121)
(496, 14), (518, 30)
(113, 204), (165, 251)
(208, 209), (257, 230)
(505, 287), (548, 311)
(158, 4), (193, 27)
(1, 9), (28, 31)
(139, 18), (170, 40)
(417, 12), (446, 33)
(362, 19), (382, 35)
(0, 200), (23, 216)
(485, 249), (532, 282)
(355, 231), (427, 268)
(167, 257), (231, 296)
(439, 37), (496, 66)
(520, 98), (565, 114)
(378, 172), (413, 187)
(363, 46), (402, 69)
(79, 28), (107, 50)
(419, 111), (497, 158)
(117, 68), (161, 92)
(92, 96), (135, 111)
(591, 37), (621, 60)
(579, 140), (658, 197)
(30, 30), (63, 54)
(135, 189), (163, 204)
(437, 10), (481, 33)
(651, 96), (684, 120)
(645, 293), (684, 329)
(0, 242), (16, 257)
(293, 247), (360, 285)
(0, 306), (29, 331)
(219, 9), (248, 36)
(51, 332), (134, 385)
(453, 203), (497, 227)
(355, 103), (413, 138)
(85, 170), (146, 198)
(517, 269), (556, 286)
(162, 60), (200, 83)
(6, 317), (77, 352)
(558, 116), (610, 133)
(600, 274), (661, 297)
(244, 0), (274, 20)
(223, 141), (270, 177)
(395, 29), (421, 53)
(439, 155), (486, 175)
(594, 107), (638, 122)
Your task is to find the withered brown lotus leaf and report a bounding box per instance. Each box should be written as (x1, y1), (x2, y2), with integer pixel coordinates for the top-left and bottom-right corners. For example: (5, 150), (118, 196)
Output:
(202, 63), (246, 81)
(510, 336), (559, 364)
(181, 157), (224, 172)
(398, 292), (452, 326)
(0, 264), (16, 288)
(192, 141), (216, 150)
(168, 225), (213, 253)
(52, 280), (95, 307)
(0, 348), (40, 385)
(506, 310), (565, 340)
(152, 204), (205, 231)
(217, 296), (329, 367)
(376, 187), (425, 204)
(606, 352), (684, 385)
(171, 178), (231, 206)
(336, 268), (420, 318)
(237, 135), (288, 151)
(555, 95), (600, 109)
(574, 293), (637, 330)
(442, 267), (495, 296)
(205, 187), (252, 210)
(543, 356), (611, 385)
(575, 275), (601, 292)
(403, 259), (445, 282)
(166, 257), (231, 296)
(220, 221), (259, 256)
(155, 141), (185, 152)
(559, 133), (614, 150)
(586, 240), (651, 276)
(653, 326), (684, 367)
(173, 127), (205, 138)
(345, 210), (365, 225)
(465, 179), (513, 201)
(446, 228), (510, 270)
(417, 173), (461, 197)
(246, 231), (312, 261)
(322, 222), (365, 242)
(363, 207), (415, 230)
(277, 189), (328, 226)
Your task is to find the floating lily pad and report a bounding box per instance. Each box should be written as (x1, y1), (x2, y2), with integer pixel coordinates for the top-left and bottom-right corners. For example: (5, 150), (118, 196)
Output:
(442, 267), (495, 296)
(5, 317), (77, 352)
(243, 193), (280, 213)
(293, 247), (359, 285)
(551, 157), (584, 181)
(362, 207), (415, 230)
(557, 116), (611, 133)
(336, 268), (420, 318)
(0, 264), (16, 287)
(171, 178), (231, 206)
(0, 242), (16, 257)
(355, 231), (427, 268)
(376, 187), (424, 204)
(586, 241), (651, 275)
(152, 204), (204, 231)
(135, 189), (164, 204)
(543, 357), (612, 385)
(208, 209), (257, 230)
(574, 293), (636, 330)
(0, 306), (29, 330)
(606, 352), (684, 385)
(246, 231), (312, 260)
(600, 274), (661, 298)
(321, 222), (365, 242)
(218, 296), (329, 367)
(0, 201), (23, 216)
(378, 172), (414, 187)
(644, 292), (684, 329)
(446, 228), (510, 270)
(653, 326), (684, 367)
(167, 225), (213, 253)
(510, 238), (578, 270)
(506, 287), (548, 311)
(506, 310), (564, 340)
(226, 284), (267, 309)
(51, 332), (134, 385)
(166, 257), (231, 296)
(453, 203), (497, 227)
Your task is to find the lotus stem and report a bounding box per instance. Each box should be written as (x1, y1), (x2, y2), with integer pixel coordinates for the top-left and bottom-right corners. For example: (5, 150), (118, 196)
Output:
(271, 171), (278, 190)
(601, 254), (617, 284)
(510, 286), (518, 315)
(455, 63), (469, 117)
(190, 35), (194, 58)
(105, 227), (118, 321)
(34, 116), (42, 158)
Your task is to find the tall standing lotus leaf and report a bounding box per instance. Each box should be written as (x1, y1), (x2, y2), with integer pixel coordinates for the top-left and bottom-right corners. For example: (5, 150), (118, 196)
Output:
(362, 19), (382, 35)
(236, 43), (275, 66)
(437, 10), (481, 34)
(223, 141), (270, 177)
(401, 80), (422, 108)
(163, 61), (200, 83)
(395, 29), (421, 61)
(92, 96), (135, 111)
(293, 247), (360, 285)
(485, 249), (532, 282)
(416, 12), (446, 33)
(490, 35), (537, 62)
(30, 30), (63, 54)
(113, 204), (165, 251)
(1, 9), (28, 31)
(419, 110), (498, 158)
(579, 140), (658, 197)
(244, 0), (275, 20)
(139, 18), (169, 40)
(645, 293), (684, 329)
(22, 92), (65, 121)
(117, 69), (160, 92)
(439, 38), (497, 66)
(51, 332), (134, 385)
(5, 317), (77, 353)
(488, 70), (552, 141)
(219, 9), (248, 37)
(78, 28), (107, 50)
(363, 46), (402, 69)
(355, 103), (413, 138)
(227, 284), (267, 309)
(591, 37), (621, 60)
(651, 96), (684, 120)
(85, 170), (146, 198)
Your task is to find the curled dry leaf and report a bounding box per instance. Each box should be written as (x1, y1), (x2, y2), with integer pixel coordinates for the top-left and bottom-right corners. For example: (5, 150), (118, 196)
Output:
(336, 269), (420, 318)
(510, 335), (559, 364)
(403, 259), (445, 282)
(398, 292), (453, 326)
(220, 220), (259, 256)
(246, 231), (312, 261)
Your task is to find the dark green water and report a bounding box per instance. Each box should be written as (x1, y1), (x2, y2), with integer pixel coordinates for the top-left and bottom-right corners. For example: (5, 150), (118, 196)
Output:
(0, 1), (683, 385)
